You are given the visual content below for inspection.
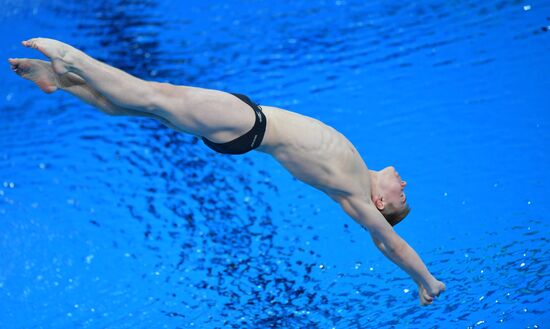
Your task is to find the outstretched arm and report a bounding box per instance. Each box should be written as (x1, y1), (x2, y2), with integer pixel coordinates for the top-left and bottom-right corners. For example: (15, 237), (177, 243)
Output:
(370, 234), (442, 305)
(338, 194), (445, 305)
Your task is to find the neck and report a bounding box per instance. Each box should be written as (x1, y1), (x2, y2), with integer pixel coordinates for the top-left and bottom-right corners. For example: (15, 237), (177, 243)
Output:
(369, 169), (381, 203)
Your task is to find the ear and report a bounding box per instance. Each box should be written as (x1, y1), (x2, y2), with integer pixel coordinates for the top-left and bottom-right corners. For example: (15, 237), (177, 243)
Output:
(374, 197), (385, 211)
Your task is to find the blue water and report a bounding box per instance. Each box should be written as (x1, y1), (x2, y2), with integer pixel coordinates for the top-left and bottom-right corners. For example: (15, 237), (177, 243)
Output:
(0, 0), (549, 328)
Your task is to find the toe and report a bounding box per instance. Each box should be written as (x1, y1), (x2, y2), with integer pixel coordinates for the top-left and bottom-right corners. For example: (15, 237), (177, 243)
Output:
(23, 38), (39, 48)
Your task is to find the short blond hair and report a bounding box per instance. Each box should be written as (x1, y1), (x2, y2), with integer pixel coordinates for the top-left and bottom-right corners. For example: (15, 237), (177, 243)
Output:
(383, 204), (411, 226)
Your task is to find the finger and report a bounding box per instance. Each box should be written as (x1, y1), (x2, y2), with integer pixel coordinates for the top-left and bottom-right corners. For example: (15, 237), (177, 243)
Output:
(420, 295), (427, 305)
(421, 299), (432, 306)
(22, 39), (38, 48)
(422, 290), (433, 299)
(420, 294), (433, 306)
(419, 289), (432, 303)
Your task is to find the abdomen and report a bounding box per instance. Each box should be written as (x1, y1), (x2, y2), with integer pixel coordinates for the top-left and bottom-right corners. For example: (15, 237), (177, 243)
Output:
(265, 107), (365, 194)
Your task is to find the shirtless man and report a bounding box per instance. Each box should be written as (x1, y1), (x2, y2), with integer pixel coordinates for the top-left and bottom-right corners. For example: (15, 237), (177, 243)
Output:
(9, 38), (446, 306)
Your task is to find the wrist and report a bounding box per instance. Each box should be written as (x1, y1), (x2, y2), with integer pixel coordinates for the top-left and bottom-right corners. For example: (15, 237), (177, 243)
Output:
(418, 274), (435, 288)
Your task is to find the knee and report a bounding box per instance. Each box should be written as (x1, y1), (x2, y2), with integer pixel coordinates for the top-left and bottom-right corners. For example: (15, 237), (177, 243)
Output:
(145, 81), (186, 114)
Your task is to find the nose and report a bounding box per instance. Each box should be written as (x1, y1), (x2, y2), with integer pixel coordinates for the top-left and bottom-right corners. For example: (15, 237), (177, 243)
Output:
(401, 180), (407, 187)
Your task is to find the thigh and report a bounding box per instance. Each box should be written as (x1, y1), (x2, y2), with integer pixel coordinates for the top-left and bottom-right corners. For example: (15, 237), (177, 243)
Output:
(153, 84), (256, 142)
(117, 106), (189, 133)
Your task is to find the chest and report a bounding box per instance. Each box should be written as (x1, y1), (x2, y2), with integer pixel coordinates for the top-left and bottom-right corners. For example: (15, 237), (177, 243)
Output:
(270, 123), (367, 195)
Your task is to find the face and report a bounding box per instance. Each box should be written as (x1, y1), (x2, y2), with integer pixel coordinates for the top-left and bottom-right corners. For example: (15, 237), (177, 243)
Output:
(379, 166), (407, 213)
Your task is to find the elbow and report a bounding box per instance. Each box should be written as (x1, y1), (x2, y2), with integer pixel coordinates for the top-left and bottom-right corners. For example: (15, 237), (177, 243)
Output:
(372, 235), (403, 254)
(385, 240), (406, 255)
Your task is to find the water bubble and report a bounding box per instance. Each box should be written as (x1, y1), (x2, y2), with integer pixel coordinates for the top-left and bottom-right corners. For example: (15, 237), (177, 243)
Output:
(523, 5), (531, 11)
(354, 262), (362, 270)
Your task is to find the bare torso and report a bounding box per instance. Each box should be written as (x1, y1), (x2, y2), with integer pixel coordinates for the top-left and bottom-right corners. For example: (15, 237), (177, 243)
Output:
(256, 106), (371, 199)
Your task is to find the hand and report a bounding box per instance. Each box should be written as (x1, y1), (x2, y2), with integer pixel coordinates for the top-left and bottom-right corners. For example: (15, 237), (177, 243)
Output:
(418, 279), (446, 306)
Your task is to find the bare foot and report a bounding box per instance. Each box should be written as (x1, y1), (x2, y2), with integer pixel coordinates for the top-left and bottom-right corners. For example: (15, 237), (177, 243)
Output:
(22, 38), (79, 75)
(9, 58), (60, 93)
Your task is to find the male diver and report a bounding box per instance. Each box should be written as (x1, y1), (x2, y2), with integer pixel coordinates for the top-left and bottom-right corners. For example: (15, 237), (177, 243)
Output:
(8, 38), (446, 306)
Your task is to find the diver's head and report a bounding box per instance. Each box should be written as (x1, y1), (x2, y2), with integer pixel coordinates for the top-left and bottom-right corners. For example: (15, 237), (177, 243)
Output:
(371, 166), (411, 226)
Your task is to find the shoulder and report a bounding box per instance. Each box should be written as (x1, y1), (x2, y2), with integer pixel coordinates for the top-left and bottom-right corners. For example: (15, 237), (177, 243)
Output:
(337, 194), (402, 245)
(334, 193), (374, 219)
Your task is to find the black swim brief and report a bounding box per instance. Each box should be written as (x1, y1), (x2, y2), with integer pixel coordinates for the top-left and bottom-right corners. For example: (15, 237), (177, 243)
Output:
(202, 93), (267, 155)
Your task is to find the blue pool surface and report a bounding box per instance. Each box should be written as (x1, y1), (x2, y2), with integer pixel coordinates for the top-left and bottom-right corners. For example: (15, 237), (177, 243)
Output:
(0, 0), (549, 328)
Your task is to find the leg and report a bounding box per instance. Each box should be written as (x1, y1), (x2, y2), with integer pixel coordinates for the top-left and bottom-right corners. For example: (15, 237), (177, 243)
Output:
(8, 58), (183, 131)
(21, 38), (257, 142)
